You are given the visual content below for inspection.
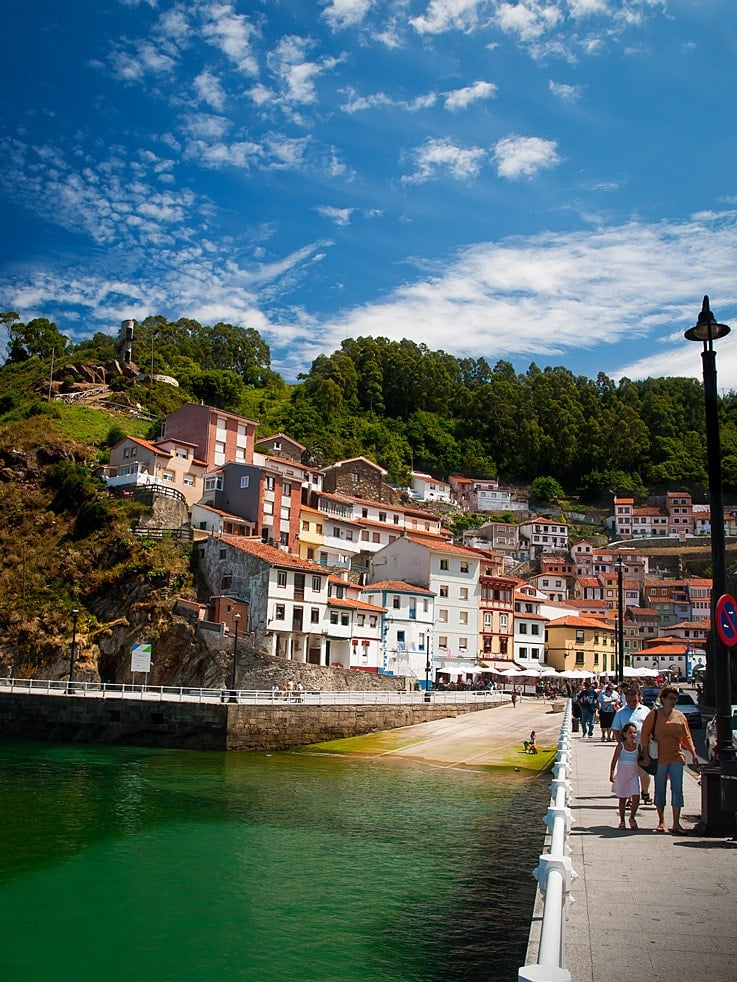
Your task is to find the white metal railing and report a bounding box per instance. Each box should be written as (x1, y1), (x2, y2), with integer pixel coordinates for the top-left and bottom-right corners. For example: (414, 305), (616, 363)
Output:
(0, 678), (507, 708)
(519, 699), (576, 982)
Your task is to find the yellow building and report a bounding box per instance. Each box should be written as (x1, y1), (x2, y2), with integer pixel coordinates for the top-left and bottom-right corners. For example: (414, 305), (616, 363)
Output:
(297, 505), (325, 563)
(545, 614), (617, 676)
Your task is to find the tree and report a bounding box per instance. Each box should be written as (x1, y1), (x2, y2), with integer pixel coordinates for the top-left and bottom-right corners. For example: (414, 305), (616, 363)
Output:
(530, 476), (565, 504)
(6, 317), (68, 363)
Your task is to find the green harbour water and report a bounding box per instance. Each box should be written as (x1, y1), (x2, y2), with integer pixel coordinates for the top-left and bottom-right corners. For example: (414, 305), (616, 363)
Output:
(0, 740), (549, 981)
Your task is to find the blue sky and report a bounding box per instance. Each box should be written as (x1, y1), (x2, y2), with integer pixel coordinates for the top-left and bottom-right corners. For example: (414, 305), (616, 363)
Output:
(2, 0), (737, 386)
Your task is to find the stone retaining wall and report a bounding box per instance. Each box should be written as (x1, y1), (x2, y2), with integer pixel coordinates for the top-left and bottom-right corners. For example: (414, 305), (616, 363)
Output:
(0, 693), (498, 752)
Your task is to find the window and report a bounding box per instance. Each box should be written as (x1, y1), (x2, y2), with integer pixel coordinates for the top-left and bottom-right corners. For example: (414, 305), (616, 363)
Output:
(530, 648), (540, 660)
(302, 520), (310, 532)
(316, 523), (323, 535)
(330, 611), (339, 624)
(397, 630), (405, 644)
(440, 559), (449, 571)
(484, 613), (492, 628)
(351, 473), (359, 483)
(312, 576), (321, 591)
(341, 613), (349, 626)
(175, 447), (188, 459)
(439, 585), (449, 598)
(576, 629), (585, 642)
(438, 609), (448, 622)
(162, 470), (175, 482)
(311, 608), (320, 624)
(357, 614), (365, 626)
(264, 476), (275, 491)
(438, 636), (448, 648)
(459, 611), (468, 625)
(283, 482), (291, 495)
(500, 614), (508, 631)
(459, 587), (468, 600)
(519, 623), (527, 634)
(275, 604), (285, 620)
(184, 475), (195, 486)
(519, 647), (528, 658)
(263, 500), (274, 515)
(393, 596), (400, 609)
(372, 533), (381, 543)
(277, 571), (287, 588)
(575, 651), (585, 665)
(219, 549), (227, 560)
(531, 624), (540, 635)
(460, 562), (469, 573)
(369, 616), (377, 628)
(379, 511), (386, 522)
(240, 476), (250, 488)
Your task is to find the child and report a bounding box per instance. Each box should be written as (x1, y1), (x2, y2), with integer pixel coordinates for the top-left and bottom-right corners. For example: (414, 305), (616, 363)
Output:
(609, 722), (640, 830)
(523, 730), (538, 754)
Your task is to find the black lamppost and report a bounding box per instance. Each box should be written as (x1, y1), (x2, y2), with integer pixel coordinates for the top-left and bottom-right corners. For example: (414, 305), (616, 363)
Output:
(685, 296), (736, 831)
(424, 651), (431, 700)
(67, 608), (79, 693)
(616, 555), (625, 684)
(228, 612), (241, 703)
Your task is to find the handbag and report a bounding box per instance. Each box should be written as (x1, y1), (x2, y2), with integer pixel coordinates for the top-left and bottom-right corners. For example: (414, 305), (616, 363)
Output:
(638, 711), (659, 776)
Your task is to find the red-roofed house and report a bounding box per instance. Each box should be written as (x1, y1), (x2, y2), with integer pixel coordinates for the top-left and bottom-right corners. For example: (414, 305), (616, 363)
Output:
(198, 534), (333, 664)
(104, 435), (207, 506)
(360, 579), (435, 683)
(545, 613), (617, 675)
(161, 403), (258, 469)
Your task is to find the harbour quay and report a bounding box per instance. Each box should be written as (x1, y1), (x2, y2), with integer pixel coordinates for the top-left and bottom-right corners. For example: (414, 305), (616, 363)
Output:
(0, 684), (504, 751)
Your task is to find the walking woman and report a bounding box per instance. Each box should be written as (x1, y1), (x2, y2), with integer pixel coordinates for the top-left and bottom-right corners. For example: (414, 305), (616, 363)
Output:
(640, 685), (699, 834)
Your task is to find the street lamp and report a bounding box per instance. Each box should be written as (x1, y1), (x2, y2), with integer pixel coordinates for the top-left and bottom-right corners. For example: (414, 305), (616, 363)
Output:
(685, 295), (736, 831)
(229, 612), (241, 703)
(616, 555), (625, 684)
(67, 608), (79, 693)
(424, 651), (431, 700)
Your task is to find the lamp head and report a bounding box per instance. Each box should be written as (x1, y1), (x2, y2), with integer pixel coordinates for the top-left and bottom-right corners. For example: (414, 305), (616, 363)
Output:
(685, 295), (731, 343)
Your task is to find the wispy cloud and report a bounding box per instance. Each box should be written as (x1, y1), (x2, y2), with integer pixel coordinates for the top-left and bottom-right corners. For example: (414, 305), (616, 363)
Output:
(493, 134), (561, 179)
(316, 205), (355, 225)
(410, 0), (483, 36)
(549, 79), (583, 102)
(340, 87), (437, 113)
(200, 1), (259, 74)
(444, 80), (497, 110)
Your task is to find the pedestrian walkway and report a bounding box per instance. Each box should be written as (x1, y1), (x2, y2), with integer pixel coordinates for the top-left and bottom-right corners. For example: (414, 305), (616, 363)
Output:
(564, 732), (737, 981)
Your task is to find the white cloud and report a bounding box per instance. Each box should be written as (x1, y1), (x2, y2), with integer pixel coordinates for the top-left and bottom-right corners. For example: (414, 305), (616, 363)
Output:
(182, 113), (230, 140)
(194, 70), (227, 110)
(493, 134), (561, 179)
(410, 0), (485, 35)
(321, 0), (374, 30)
(493, 1), (562, 42)
(307, 213), (737, 385)
(444, 80), (497, 110)
(340, 88), (437, 113)
(402, 138), (487, 183)
(316, 205), (355, 225)
(267, 36), (325, 107)
(200, 1), (259, 74)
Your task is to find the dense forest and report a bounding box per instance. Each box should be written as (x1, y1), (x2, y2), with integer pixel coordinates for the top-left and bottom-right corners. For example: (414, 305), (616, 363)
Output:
(3, 310), (737, 502)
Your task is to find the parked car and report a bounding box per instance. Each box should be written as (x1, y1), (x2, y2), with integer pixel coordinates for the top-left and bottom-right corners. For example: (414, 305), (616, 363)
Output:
(705, 706), (737, 763)
(640, 687), (660, 708)
(674, 691), (702, 729)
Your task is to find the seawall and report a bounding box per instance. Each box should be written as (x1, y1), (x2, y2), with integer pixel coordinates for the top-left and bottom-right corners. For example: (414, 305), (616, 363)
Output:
(0, 692), (497, 751)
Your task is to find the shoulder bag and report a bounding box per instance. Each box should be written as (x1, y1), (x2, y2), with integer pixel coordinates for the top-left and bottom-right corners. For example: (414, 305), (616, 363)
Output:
(638, 711), (659, 776)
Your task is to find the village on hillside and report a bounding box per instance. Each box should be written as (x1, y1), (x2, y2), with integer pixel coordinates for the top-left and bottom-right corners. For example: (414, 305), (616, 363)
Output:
(102, 402), (718, 689)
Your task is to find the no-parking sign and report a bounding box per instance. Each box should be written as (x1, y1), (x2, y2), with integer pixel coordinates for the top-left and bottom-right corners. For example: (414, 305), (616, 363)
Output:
(716, 594), (737, 647)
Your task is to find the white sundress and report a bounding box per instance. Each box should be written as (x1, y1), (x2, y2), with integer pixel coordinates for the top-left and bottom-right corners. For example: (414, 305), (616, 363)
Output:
(612, 746), (640, 798)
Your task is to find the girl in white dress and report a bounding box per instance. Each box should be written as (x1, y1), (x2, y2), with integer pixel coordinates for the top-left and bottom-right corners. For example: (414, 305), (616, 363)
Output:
(609, 722), (641, 830)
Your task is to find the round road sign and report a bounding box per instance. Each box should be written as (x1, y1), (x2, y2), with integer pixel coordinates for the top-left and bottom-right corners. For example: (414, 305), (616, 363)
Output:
(716, 594), (737, 647)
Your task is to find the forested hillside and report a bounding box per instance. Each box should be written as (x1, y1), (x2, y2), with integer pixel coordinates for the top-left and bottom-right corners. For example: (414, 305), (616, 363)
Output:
(4, 311), (737, 502)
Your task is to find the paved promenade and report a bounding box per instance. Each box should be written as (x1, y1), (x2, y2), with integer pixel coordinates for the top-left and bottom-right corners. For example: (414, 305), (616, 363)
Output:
(564, 731), (737, 981)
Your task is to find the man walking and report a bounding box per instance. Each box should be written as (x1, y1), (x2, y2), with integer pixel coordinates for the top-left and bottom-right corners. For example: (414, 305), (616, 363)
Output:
(612, 684), (653, 805)
(577, 681), (598, 738)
